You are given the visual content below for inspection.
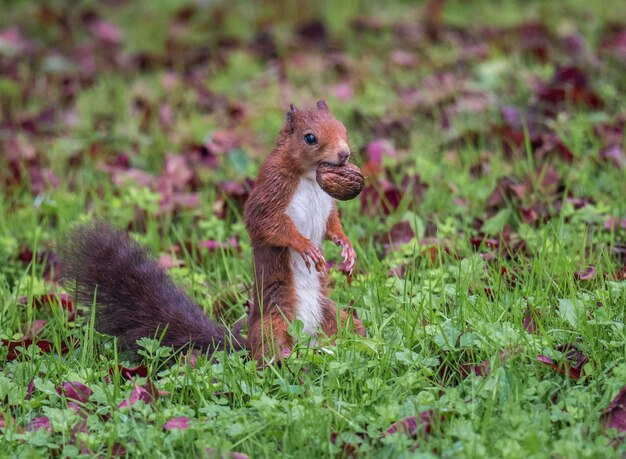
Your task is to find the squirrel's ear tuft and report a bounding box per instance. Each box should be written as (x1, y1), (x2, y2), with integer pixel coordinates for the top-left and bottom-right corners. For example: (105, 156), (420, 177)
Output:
(316, 99), (329, 111)
(286, 104), (297, 128)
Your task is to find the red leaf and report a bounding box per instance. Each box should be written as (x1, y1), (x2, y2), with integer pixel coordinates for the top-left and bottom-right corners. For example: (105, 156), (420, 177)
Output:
(160, 154), (195, 192)
(196, 237), (240, 253)
(594, 120), (624, 146)
(614, 244), (626, 261)
(118, 380), (156, 408)
(419, 238), (451, 265)
(26, 378), (36, 400)
(537, 344), (588, 380)
(23, 320), (47, 338)
(17, 246), (34, 263)
(297, 20), (327, 44)
(610, 266), (626, 281)
(373, 220), (415, 254)
(57, 382), (93, 403)
(2, 338), (50, 361)
(400, 174), (428, 202)
(186, 143), (219, 169)
(110, 364), (149, 380)
(486, 176), (527, 210)
(535, 133), (575, 163)
(514, 22), (551, 61)
(0, 26), (34, 54)
(575, 266), (597, 281)
(600, 145), (625, 170)
(523, 309), (539, 334)
(460, 360), (491, 378)
(604, 217), (626, 232)
(183, 349), (198, 369)
(214, 178), (254, 219)
(499, 105), (543, 143)
(390, 49), (418, 68)
(206, 130), (239, 156)
(0, 413), (8, 430)
(329, 431), (368, 457)
(158, 254), (184, 269)
(72, 419), (90, 455)
(386, 411), (435, 438)
(111, 444), (127, 457)
(173, 237), (241, 259)
(600, 28), (626, 59)
(159, 104), (175, 128)
(360, 179), (402, 215)
(601, 386), (626, 433)
(364, 139), (395, 177)
(27, 417), (51, 432)
(21, 292), (76, 320)
(68, 401), (88, 417)
(332, 81), (354, 101)
(2, 337), (77, 361)
(105, 167), (154, 188)
(535, 66), (603, 114)
(159, 192), (200, 214)
(163, 417), (191, 430)
(88, 20), (123, 45)
(206, 448), (250, 459)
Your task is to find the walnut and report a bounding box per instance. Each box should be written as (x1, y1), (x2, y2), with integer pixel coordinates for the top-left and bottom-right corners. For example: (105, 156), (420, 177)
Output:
(316, 162), (364, 201)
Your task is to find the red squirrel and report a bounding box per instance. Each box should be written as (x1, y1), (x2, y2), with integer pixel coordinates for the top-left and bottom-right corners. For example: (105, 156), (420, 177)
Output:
(61, 100), (365, 362)
(244, 100), (366, 361)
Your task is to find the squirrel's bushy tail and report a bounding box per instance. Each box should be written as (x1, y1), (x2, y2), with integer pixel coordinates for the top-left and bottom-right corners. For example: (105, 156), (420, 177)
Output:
(61, 221), (245, 353)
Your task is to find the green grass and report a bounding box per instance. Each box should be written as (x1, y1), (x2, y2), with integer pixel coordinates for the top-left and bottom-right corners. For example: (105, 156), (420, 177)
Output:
(1, 0), (626, 457)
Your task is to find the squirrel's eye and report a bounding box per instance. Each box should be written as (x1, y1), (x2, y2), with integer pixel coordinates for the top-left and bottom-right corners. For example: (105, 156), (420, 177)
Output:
(304, 133), (317, 145)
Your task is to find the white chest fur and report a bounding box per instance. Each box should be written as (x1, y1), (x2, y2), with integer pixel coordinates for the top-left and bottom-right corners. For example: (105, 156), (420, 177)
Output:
(286, 176), (334, 335)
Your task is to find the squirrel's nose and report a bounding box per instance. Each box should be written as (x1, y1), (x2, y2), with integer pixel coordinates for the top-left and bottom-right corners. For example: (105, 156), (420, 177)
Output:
(338, 151), (350, 163)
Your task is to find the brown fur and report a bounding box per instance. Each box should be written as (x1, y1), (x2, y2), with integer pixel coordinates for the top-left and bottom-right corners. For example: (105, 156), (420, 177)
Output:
(61, 221), (245, 355)
(244, 101), (366, 362)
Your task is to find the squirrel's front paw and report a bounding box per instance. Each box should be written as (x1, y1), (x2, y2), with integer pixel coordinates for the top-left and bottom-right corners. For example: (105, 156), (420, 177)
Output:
(297, 241), (326, 273)
(333, 236), (356, 276)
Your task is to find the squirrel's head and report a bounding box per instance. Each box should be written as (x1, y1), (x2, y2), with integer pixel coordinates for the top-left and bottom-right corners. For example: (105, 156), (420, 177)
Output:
(281, 100), (350, 172)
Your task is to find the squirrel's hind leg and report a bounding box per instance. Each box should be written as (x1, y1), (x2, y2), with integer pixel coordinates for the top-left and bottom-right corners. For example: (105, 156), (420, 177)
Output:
(320, 299), (366, 338)
(248, 308), (294, 364)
